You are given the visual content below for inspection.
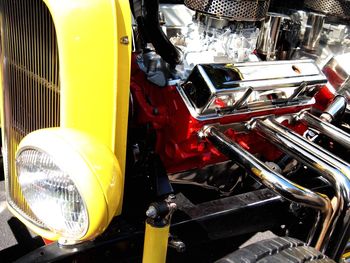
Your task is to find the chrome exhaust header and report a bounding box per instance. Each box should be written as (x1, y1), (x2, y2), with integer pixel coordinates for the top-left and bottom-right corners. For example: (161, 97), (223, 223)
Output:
(297, 110), (350, 149)
(251, 118), (350, 260)
(200, 125), (332, 251)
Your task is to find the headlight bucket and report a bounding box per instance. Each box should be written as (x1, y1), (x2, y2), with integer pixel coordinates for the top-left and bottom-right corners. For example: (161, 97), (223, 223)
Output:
(14, 128), (123, 243)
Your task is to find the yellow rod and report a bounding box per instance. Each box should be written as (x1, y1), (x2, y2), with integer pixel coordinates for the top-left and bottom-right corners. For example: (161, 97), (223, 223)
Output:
(142, 221), (170, 263)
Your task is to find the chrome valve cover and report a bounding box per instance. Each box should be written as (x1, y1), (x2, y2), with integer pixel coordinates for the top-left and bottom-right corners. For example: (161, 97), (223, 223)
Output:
(179, 60), (327, 119)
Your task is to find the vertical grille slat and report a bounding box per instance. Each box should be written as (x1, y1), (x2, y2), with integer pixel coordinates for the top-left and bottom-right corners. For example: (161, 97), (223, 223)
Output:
(0, 0), (60, 227)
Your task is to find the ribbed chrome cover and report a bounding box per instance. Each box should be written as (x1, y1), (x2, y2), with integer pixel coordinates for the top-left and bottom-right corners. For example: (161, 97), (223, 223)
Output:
(305, 0), (350, 21)
(184, 0), (270, 21)
(0, 0), (60, 228)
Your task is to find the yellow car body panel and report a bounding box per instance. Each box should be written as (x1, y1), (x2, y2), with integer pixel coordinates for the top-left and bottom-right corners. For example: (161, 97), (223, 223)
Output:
(42, 0), (131, 214)
(2, 0), (131, 240)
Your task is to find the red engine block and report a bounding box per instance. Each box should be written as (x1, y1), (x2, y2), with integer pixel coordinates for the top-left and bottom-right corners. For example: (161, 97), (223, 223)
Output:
(130, 56), (334, 174)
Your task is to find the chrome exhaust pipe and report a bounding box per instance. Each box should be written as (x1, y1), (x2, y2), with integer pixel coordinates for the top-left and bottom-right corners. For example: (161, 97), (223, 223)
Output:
(200, 125), (332, 251)
(251, 118), (350, 260)
(297, 110), (350, 149)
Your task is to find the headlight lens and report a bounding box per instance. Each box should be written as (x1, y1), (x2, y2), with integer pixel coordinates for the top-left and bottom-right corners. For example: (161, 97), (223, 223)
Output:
(16, 148), (88, 239)
(13, 128), (123, 242)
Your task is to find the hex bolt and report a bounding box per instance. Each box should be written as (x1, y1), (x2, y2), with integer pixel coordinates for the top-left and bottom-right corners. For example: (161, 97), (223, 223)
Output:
(120, 36), (129, 45)
(146, 205), (158, 219)
(168, 239), (186, 253)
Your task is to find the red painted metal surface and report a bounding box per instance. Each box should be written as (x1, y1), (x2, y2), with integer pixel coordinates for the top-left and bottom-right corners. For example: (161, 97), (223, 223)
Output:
(130, 55), (333, 173)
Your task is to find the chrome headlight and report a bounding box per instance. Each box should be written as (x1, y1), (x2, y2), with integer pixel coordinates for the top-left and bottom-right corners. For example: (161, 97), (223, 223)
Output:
(14, 128), (123, 243)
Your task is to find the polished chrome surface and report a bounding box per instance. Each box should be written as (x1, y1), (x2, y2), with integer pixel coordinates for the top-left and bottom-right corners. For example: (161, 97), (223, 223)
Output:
(201, 125), (332, 250)
(339, 79), (350, 102)
(302, 13), (325, 51)
(298, 111), (350, 149)
(256, 13), (288, 57)
(288, 82), (308, 103)
(322, 53), (350, 90)
(320, 95), (347, 122)
(180, 60), (327, 118)
(275, 17), (302, 60)
(305, 0), (350, 21)
(251, 118), (350, 258)
(184, 0), (270, 21)
(194, 12), (230, 29)
(231, 87), (253, 110)
(336, 72), (350, 107)
(177, 84), (317, 121)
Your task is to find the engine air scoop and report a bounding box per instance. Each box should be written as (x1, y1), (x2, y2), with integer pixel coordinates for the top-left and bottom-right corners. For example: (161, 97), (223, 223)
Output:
(179, 60), (327, 119)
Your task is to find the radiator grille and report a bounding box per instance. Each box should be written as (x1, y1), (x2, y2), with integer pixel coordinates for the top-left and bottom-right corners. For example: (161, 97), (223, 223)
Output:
(0, 0), (60, 227)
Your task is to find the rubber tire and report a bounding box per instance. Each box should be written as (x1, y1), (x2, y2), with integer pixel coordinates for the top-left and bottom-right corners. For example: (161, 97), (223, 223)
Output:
(215, 237), (335, 263)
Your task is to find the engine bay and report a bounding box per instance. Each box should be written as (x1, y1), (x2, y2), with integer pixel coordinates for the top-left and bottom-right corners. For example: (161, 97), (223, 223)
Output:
(126, 0), (350, 261)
